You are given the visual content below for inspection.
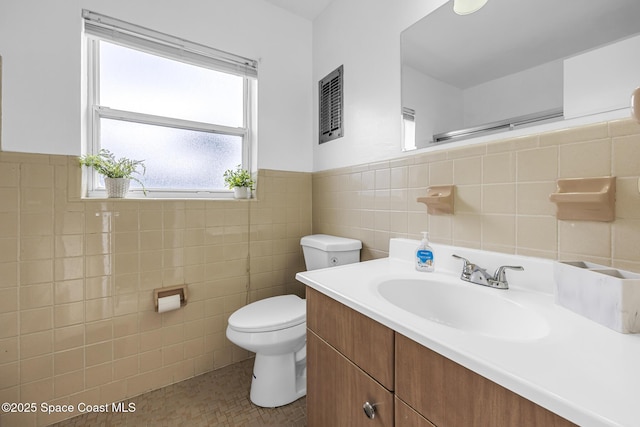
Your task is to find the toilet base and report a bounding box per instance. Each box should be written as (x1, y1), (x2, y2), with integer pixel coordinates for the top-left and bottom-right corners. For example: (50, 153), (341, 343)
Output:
(249, 349), (306, 407)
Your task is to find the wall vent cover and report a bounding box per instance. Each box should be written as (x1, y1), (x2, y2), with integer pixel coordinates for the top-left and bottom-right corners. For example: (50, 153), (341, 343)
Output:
(318, 65), (344, 144)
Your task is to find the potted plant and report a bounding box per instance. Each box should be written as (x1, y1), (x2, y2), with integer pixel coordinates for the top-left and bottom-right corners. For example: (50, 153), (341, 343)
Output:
(79, 149), (146, 198)
(223, 165), (254, 199)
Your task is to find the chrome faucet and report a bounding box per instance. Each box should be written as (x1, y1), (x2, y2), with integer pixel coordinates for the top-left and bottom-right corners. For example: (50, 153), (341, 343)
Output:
(451, 254), (523, 290)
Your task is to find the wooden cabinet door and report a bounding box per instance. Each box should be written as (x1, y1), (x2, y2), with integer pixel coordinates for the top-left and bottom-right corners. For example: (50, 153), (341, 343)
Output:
(395, 396), (436, 427)
(307, 330), (394, 427)
(395, 333), (576, 427)
(307, 287), (394, 390)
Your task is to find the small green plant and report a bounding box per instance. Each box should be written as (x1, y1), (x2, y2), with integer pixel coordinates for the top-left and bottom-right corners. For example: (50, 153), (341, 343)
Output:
(223, 165), (254, 189)
(79, 149), (146, 193)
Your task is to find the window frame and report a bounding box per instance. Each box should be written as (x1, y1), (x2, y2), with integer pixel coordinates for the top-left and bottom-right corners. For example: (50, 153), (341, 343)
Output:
(83, 11), (257, 199)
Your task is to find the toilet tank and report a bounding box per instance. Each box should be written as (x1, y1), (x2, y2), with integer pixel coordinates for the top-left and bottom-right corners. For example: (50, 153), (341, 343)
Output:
(300, 234), (362, 271)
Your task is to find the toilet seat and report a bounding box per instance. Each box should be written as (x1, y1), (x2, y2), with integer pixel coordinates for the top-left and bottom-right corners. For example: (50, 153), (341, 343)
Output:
(228, 295), (305, 333)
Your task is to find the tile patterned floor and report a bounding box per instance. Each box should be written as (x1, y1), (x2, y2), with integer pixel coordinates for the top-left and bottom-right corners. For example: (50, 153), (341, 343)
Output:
(51, 359), (307, 427)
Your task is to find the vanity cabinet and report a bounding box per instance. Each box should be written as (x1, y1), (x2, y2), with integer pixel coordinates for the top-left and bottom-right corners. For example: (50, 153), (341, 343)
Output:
(395, 396), (436, 427)
(307, 286), (577, 427)
(395, 334), (576, 427)
(307, 287), (394, 426)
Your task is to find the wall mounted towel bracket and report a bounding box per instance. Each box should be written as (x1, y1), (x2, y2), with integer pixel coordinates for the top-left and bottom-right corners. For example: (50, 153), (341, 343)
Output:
(417, 185), (455, 215)
(549, 176), (616, 222)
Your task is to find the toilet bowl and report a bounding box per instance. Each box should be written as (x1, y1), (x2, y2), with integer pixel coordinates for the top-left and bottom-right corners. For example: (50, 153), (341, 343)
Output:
(226, 295), (306, 408)
(226, 234), (361, 407)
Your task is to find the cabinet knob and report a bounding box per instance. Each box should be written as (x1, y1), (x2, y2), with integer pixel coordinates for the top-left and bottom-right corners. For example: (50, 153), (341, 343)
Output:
(362, 401), (376, 419)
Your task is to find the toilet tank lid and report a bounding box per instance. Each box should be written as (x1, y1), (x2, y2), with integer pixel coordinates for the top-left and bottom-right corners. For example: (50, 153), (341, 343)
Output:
(228, 295), (306, 333)
(300, 234), (362, 251)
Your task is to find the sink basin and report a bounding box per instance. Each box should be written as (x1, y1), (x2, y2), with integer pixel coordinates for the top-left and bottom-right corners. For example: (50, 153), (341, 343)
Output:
(377, 278), (549, 341)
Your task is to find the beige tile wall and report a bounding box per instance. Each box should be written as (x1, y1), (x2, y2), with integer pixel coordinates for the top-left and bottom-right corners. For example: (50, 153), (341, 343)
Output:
(313, 118), (640, 272)
(0, 154), (311, 427)
(2, 117), (639, 426)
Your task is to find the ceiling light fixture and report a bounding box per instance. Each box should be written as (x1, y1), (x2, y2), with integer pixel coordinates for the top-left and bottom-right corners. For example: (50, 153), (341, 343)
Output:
(453, 0), (488, 15)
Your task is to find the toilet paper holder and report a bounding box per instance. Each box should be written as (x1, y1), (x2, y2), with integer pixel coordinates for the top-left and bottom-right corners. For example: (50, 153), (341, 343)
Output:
(154, 285), (188, 312)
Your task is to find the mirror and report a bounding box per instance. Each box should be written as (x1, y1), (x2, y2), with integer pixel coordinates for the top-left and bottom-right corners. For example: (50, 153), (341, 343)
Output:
(401, 0), (640, 150)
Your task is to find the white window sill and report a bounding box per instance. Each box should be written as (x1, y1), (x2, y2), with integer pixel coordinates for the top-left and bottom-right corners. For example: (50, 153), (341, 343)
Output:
(83, 190), (252, 201)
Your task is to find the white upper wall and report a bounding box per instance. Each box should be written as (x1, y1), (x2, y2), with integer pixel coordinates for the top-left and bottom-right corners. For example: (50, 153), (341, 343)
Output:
(312, 0), (638, 172)
(564, 34), (640, 120)
(402, 65), (463, 145)
(463, 60), (563, 128)
(3, 0), (636, 174)
(0, 0), (313, 172)
(402, 60), (563, 145)
(312, 0), (447, 172)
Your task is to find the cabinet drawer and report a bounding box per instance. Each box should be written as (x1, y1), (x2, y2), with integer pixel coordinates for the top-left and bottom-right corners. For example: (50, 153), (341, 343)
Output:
(307, 287), (394, 390)
(308, 330), (393, 427)
(395, 333), (576, 427)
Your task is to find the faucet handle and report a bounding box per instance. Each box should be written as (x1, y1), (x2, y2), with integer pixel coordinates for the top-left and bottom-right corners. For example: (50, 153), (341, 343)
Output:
(452, 254), (471, 264)
(452, 254), (472, 271)
(493, 265), (524, 287)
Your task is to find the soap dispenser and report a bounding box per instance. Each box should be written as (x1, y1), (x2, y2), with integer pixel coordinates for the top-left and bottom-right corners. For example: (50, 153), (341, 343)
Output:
(415, 231), (434, 272)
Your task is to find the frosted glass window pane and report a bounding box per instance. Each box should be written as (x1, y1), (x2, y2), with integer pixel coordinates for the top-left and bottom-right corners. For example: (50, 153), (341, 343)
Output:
(100, 118), (242, 190)
(99, 41), (244, 127)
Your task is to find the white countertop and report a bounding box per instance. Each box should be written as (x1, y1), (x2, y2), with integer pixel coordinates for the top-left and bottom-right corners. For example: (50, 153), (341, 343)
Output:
(295, 239), (640, 427)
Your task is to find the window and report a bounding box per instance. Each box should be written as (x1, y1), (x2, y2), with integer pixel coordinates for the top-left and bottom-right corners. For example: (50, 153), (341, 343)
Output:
(83, 10), (257, 198)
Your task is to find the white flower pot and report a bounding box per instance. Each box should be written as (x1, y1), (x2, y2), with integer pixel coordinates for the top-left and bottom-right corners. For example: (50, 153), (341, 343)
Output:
(233, 187), (250, 199)
(104, 178), (131, 198)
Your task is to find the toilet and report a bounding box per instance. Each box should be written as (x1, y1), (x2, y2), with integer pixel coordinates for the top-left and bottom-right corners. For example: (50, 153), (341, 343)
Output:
(226, 234), (362, 407)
